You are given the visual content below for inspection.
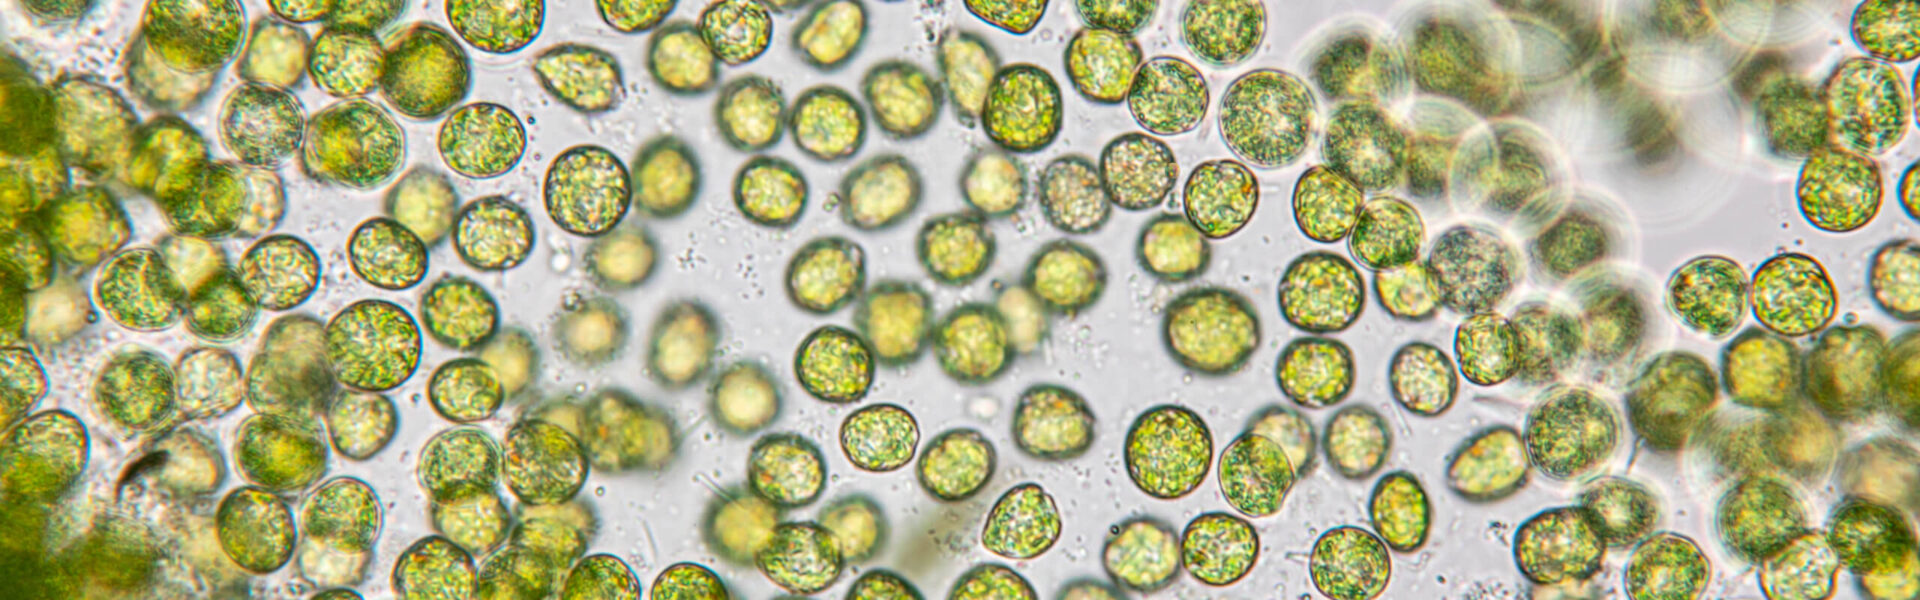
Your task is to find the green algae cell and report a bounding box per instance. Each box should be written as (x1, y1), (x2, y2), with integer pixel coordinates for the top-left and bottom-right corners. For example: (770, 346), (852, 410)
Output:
(1217, 432), (1294, 517)
(1012, 384), (1095, 460)
(1066, 29), (1140, 105)
(940, 32), (1001, 121)
(419, 426), (503, 503)
(1828, 498), (1917, 575)
(394, 536), (477, 600)
(0, 410), (88, 501)
(965, 0), (1045, 34)
(452, 196), (534, 271)
(1308, 25), (1406, 101)
(348, 217), (428, 290)
(1181, 512), (1257, 586)
(1101, 132), (1176, 210)
(859, 62), (939, 141)
(1163, 287), (1259, 373)
(93, 348), (178, 434)
(217, 486), (296, 573)
(382, 25), (472, 119)
(982, 483), (1061, 559)
(795, 0), (866, 67)
(962, 151), (1025, 215)
(1183, 159), (1258, 238)
(1452, 313), (1515, 386)
(1323, 405), (1389, 479)
(526, 46), (620, 117)
(1040, 155), (1111, 233)
(821, 495), (886, 563)
(717, 76), (785, 150)
(1666, 255), (1748, 337)
(597, 0), (672, 31)
(841, 403), (918, 471)
(577, 389), (679, 471)
(327, 391), (396, 460)
(309, 28), (384, 98)
(97, 248), (185, 330)
(1797, 146), (1883, 232)
(847, 570), (918, 600)
(1025, 239), (1106, 313)
(1103, 517), (1179, 591)
(653, 562), (728, 600)
(633, 136), (701, 217)
(429, 359), (503, 423)
(790, 86), (865, 161)
(1279, 251), (1364, 333)
(51, 76), (138, 175)
(699, 0), (772, 65)
(1369, 471), (1431, 552)
(587, 227), (657, 290)
(439, 103), (525, 179)
(710, 361), (781, 434)
(420, 276), (499, 350)
(1761, 531), (1840, 600)
(545, 145), (631, 236)
(949, 564), (1034, 600)
(983, 64), (1063, 152)
(1075, 0), (1154, 32)
(236, 413), (329, 490)
(1447, 425), (1527, 502)
(1578, 476), (1660, 548)
(735, 155), (809, 227)
(1854, 0), (1920, 60)
(749, 433), (826, 506)
(855, 281), (931, 364)
(1873, 239), (1920, 320)
(649, 21), (719, 94)
(795, 325), (874, 403)
(648, 301), (720, 387)
(327, 299), (421, 391)
(1625, 351), (1718, 450)
(1389, 341), (1457, 416)
(1220, 70), (1315, 167)
(1293, 166), (1361, 243)
(1807, 325), (1888, 419)
(935, 304), (1012, 382)
(1310, 526), (1389, 600)
(385, 168), (459, 246)
(917, 213), (994, 286)
(1512, 300), (1582, 384)
(1137, 214), (1209, 281)
(563, 556), (642, 600)
(1128, 56), (1208, 136)
(704, 489), (780, 563)
(304, 99), (404, 189)
(1180, 0), (1263, 66)
(1824, 57), (1910, 155)
(1125, 404), (1212, 499)
(1348, 197), (1423, 270)
(841, 155), (921, 229)
(1750, 253), (1835, 337)
(1623, 532), (1711, 600)
(447, 0), (544, 53)
(1720, 327), (1801, 409)
(219, 84), (304, 166)
(1714, 476), (1806, 566)
(141, 0), (246, 72)
(918, 428), (995, 501)
(1523, 385), (1619, 480)
(1513, 506), (1603, 585)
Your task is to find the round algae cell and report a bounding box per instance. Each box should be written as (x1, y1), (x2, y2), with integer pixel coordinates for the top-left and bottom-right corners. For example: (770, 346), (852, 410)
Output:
(326, 299), (421, 391)
(236, 413), (329, 490)
(428, 358), (504, 422)
(1513, 506), (1603, 585)
(1716, 476), (1807, 562)
(998, 285), (1049, 354)
(384, 25), (473, 119)
(1523, 385), (1619, 480)
(419, 426), (502, 501)
(1184, 159), (1259, 238)
(1101, 132), (1176, 210)
(1101, 517), (1179, 591)
(982, 483), (1061, 559)
(348, 217), (428, 291)
(964, 0), (1043, 33)
(1217, 432), (1294, 516)
(1025, 239), (1106, 313)
(385, 168), (459, 246)
(1039, 155), (1112, 233)
(648, 301), (720, 387)
(1375, 262), (1441, 321)
(1508, 301), (1580, 384)
(1323, 405), (1389, 479)
(1181, 512), (1257, 586)
(704, 489), (780, 563)
(1761, 532), (1840, 600)
(1293, 166), (1361, 243)
(304, 99), (404, 189)
(1276, 336), (1354, 408)
(327, 391), (396, 460)
(983, 64), (1063, 152)
(218, 486), (297, 573)
(1137, 214), (1209, 281)
(790, 86), (865, 161)
(1719, 327), (1801, 410)
(1066, 29), (1140, 103)
(949, 564), (1034, 600)
(554, 299), (628, 365)
(1280, 251), (1364, 333)
(735, 155), (809, 227)
(1806, 325), (1888, 420)
(1180, 0), (1263, 66)
(748, 433), (826, 506)
(1369, 471), (1431, 552)
(1823, 57), (1909, 155)
(393, 536), (477, 600)
(241, 235), (320, 311)
(1127, 56), (1207, 136)
(1447, 425), (1527, 501)
(1348, 197), (1424, 270)
(847, 570), (918, 600)
(579, 389), (679, 471)
(1872, 239), (1920, 320)
(309, 28), (384, 98)
(794, 325), (874, 403)
(1163, 287), (1259, 373)
(1797, 146), (1882, 232)
(1827, 497), (1917, 574)
(1426, 223), (1519, 314)
(1308, 25), (1408, 101)
(855, 281), (931, 363)
(653, 563), (727, 600)
(421, 276), (499, 350)
(710, 362), (781, 434)
(917, 428), (995, 501)
(1075, 0), (1155, 32)
(649, 21), (719, 94)
(587, 227), (657, 289)
(447, 0), (544, 53)
(1310, 526), (1390, 600)
(963, 150), (1025, 215)
(633, 136), (701, 217)
(597, 0), (671, 32)
(794, 0), (866, 67)
(820, 495), (886, 562)
(1667, 255), (1748, 338)
(785, 237), (865, 314)
(452, 196), (534, 271)
(940, 32), (1001, 120)
(173, 347), (243, 419)
(142, 0), (246, 72)
(0, 410), (89, 501)
(545, 145), (631, 236)
(1579, 476), (1659, 548)
(439, 103), (525, 179)
(93, 348), (178, 433)
(716, 76), (784, 151)
(1220, 69), (1314, 167)
(1854, 0), (1920, 61)
(1389, 342), (1456, 416)
(1012, 384), (1095, 460)
(841, 403), (917, 471)
(864, 61), (940, 139)
(1125, 405), (1211, 498)
(1624, 351), (1719, 450)
(840, 155), (921, 229)
(1453, 313), (1516, 386)
(934, 304), (1011, 382)
(1623, 532), (1711, 600)
(97, 248), (185, 330)
(699, 0), (772, 65)
(219, 84), (305, 166)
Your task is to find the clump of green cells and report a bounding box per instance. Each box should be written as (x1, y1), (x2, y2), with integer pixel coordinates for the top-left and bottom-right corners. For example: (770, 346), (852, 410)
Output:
(381, 25), (471, 119)
(1293, 166), (1361, 243)
(940, 32), (1000, 121)
(1625, 351), (1718, 450)
(309, 28), (384, 98)
(840, 155), (921, 229)
(453, 196), (534, 270)
(327, 391), (396, 460)
(1280, 251), (1364, 333)
(935, 304), (1011, 382)
(1807, 325), (1887, 420)
(1125, 405), (1212, 498)
(795, 0), (865, 66)
(429, 359), (503, 422)
(587, 227), (657, 290)
(1761, 532), (1840, 600)
(448, 0), (544, 53)
(1012, 385), (1095, 459)
(348, 218), (427, 290)
(1715, 476), (1808, 563)
(918, 428), (995, 501)
(1323, 405), (1388, 479)
(965, 0), (1044, 33)
(1524, 385), (1619, 479)
(1026, 239), (1105, 313)
(949, 564), (1034, 600)
(855, 281), (930, 363)
(1624, 532), (1711, 600)
(1182, 512), (1256, 586)
(1370, 471), (1431, 552)
(699, 0), (772, 65)
(1349, 197), (1423, 270)
(1452, 313), (1516, 386)
(1137, 214), (1209, 281)
(1390, 342), (1456, 416)
(1127, 57), (1208, 136)
(649, 22), (719, 94)
(1101, 133), (1176, 210)
(795, 325), (874, 403)
(963, 151), (1024, 215)
(1310, 526), (1389, 600)
(1824, 57), (1909, 155)
(983, 64), (1062, 152)
(633, 136), (700, 217)
(546, 145), (631, 236)
(1513, 506), (1603, 585)
(1183, 159), (1259, 238)
(1181, 0), (1263, 65)
(709, 362), (780, 434)
(142, 0), (245, 72)
(1666, 255), (1748, 337)
(863, 62), (939, 139)
(1066, 29), (1140, 103)
(1218, 69), (1313, 167)
(218, 486), (296, 573)
(790, 87), (865, 161)
(440, 103), (525, 179)
(1163, 287), (1259, 373)
(841, 403), (917, 471)
(93, 348), (177, 433)
(982, 483), (1061, 559)
(1427, 224), (1518, 314)
(1102, 517), (1179, 591)
(220, 84), (304, 166)
(236, 413), (329, 490)
(748, 433), (826, 506)
(649, 301), (719, 387)
(421, 276), (499, 350)
(1448, 425), (1527, 501)
(304, 100), (404, 189)
(735, 155), (808, 227)
(716, 77), (784, 150)
(1039, 155), (1111, 233)
(1855, 0), (1920, 60)
(327, 299), (421, 391)
(1218, 433), (1294, 516)
(1797, 147), (1883, 232)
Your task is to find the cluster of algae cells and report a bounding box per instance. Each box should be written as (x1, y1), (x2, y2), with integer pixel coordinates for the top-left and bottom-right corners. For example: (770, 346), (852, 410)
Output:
(12, 0), (1920, 595)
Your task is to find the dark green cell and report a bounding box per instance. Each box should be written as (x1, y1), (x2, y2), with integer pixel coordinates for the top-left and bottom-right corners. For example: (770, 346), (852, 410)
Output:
(217, 486), (296, 573)
(96, 248), (185, 330)
(1127, 56), (1207, 136)
(141, 0), (246, 72)
(326, 299), (421, 391)
(1347, 196), (1422, 270)
(1624, 351), (1718, 450)
(545, 145), (631, 236)
(1217, 433), (1293, 517)
(1797, 146), (1883, 232)
(1075, 0), (1154, 32)
(1427, 223), (1518, 314)
(383, 25), (472, 119)
(1181, 512), (1257, 586)
(699, 0), (772, 65)
(1523, 385), (1618, 479)
(1666, 256), (1748, 337)
(1714, 475), (1810, 565)
(1125, 405), (1212, 498)
(1513, 506), (1602, 585)
(1183, 159), (1258, 238)
(0, 409), (88, 500)
(983, 64), (1062, 152)
(1368, 471), (1430, 552)
(1623, 533), (1711, 600)
(1180, 0), (1263, 66)
(348, 217), (427, 290)
(948, 564), (1033, 600)
(1101, 133), (1175, 210)
(235, 413), (328, 490)
(1322, 102), (1406, 191)
(219, 84), (304, 166)
(452, 196), (534, 270)
(1580, 476), (1659, 548)
(1853, 0), (1920, 61)
(1065, 29), (1140, 103)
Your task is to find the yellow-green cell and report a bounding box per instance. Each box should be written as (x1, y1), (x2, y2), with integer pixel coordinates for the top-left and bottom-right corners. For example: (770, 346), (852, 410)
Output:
(935, 304), (1011, 382)
(1323, 405), (1389, 479)
(918, 428), (995, 501)
(949, 564), (1033, 600)
(1309, 25), (1407, 101)
(447, 0), (544, 53)
(1183, 159), (1258, 238)
(309, 28), (384, 98)
(1103, 517), (1178, 591)
(1666, 255), (1748, 337)
(141, 0), (245, 72)
(840, 154), (920, 229)
(794, 325), (874, 403)
(649, 21), (719, 93)
(1854, 0), (1920, 60)
(1513, 506), (1602, 585)
(1624, 532), (1711, 600)
(963, 150), (1024, 215)
(915, 214), (993, 286)
(999, 285), (1048, 354)
(1220, 69), (1314, 167)
(555, 293), (627, 363)
(863, 61), (940, 138)
(649, 301), (719, 387)
(982, 483), (1060, 559)
(304, 99), (403, 189)
(1280, 251), (1364, 333)
(429, 358), (502, 423)
(1292, 166), (1360, 243)
(236, 412), (329, 490)
(0, 347), (47, 428)
(598, 0), (673, 32)
(452, 196), (534, 270)
(1012, 384), (1094, 460)
(735, 155), (808, 227)
(587, 227), (657, 289)
(1025, 239), (1105, 313)
(1804, 147), (1889, 238)
(51, 76), (137, 175)
(348, 217), (427, 290)
(420, 276), (498, 350)
(1217, 432), (1293, 517)
(385, 168), (459, 246)
(1125, 405), (1211, 498)
(217, 486), (296, 573)
(653, 562), (728, 600)
(716, 76), (784, 150)
(1138, 214), (1208, 281)
(1530, 203), (1616, 280)
(1509, 301), (1581, 384)
(841, 403), (917, 471)
(1076, 0), (1154, 32)
(545, 145), (630, 236)
(1625, 351), (1718, 450)
(1761, 532), (1840, 600)
(93, 348), (177, 434)
(524, 49), (616, 119)
(327, 299), (421, 391)
(1750, 253), (1835, 337)
(96, 248), (184, 330)
(1753, 72), (1829, 158)
(1719, 327), (1800, 409)
(1040, 155), (1110, 233)
(439, 103), (525, 179)
(327, 390), (396, 460)
(1579, 476), (1659, 548)
(1523, 385), (1618, 479)
(633, 136), (700, 216)
(1428, 223), (1518, 314)
(820, 494), (886, 562)
(419, 426), (502, 502)
(698, 0), (771, 65)
(1180, 0), (1262, 66)
(1807, 324), (1888, 420)
(855, 281), (930, 363)
(940, 32), (1000, 121)
(1873, 239), (1920, 320)
(1369, 471), (1430, 552)
(1716, 475), (1807, 562)
(393, 536), (476, 600)
(745, 433), (823, 507)
(578, 389), (678, 471)
(1323, 101), (1406, 191)
(1890, 330), (1920, 428)
(1101, 132), (1175, 210)
(1065, 29), (1139, 103)
(1389, 342), (1456, 416)
(382, 25), (471, 119)
(1163, 287), (1258, 373)
(219, 84), (304, 166)
(1824, 57), (1909, 155)
(789, 86), (865, 161)
(0, 409), (88, 500)
(1828, 498), (1917, 576)
(1310, 526), (1389, 600)
(964, 0), (1044, 33)
(1349, 196), (1423, 270)
(1128, 57), (1207, 136)
(709, 361), (780, 434)
(1273, 336), (1350, 407)
(704, 488), (779, 563)
(983, 64), (1062, 152)
(795, 0), (865, 67)
(326, 0), (399, 30)
(1182, 512), (1256, 586)
(1447, 425), (1526, 501)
